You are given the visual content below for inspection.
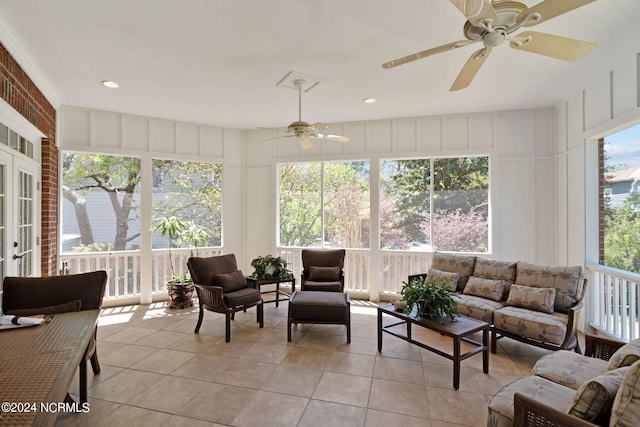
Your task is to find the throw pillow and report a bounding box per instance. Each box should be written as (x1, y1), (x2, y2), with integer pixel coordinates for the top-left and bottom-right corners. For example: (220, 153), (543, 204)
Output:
(426, 268), (460, 290)
(215, 270), (247, 292)
(608, 339), (640, 370)
(610, 360), (640, 427)
(567, 366), (629, 423)
(308, 266), (340, 281)
(463, 276), (505, 302)
(505, 284), (556, 314)
(6, 299), (83, 316)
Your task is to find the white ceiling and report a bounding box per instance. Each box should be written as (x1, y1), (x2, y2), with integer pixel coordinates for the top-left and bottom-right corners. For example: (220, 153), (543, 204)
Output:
(0, 0), (638, 130)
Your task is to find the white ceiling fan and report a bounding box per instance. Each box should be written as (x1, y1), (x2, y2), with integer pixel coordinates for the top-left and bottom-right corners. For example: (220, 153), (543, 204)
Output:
(260, 79), (349, 150)
(383, 0), (598, 91)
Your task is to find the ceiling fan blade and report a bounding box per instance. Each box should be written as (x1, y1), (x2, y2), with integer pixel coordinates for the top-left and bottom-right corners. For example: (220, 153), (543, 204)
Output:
(450, 47), (491, 91)
(510, 31), (596, 61)
(299, 136), (314, 150)
(308, 122), (329, 132)
(449, 0), (498, 28)
(258, 134), (295, 144)
(317, 133), (350, 143)
(517, 0), (597, 27)
(382, 39), (478, 69)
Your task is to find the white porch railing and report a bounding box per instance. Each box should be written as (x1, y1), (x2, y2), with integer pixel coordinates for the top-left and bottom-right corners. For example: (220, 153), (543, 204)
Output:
(60, 247), (222, 300)
(587, 264), (640, 341)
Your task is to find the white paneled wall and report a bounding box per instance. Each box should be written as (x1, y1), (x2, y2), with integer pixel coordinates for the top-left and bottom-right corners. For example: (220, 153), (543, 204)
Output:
(244, 108), (558, 273)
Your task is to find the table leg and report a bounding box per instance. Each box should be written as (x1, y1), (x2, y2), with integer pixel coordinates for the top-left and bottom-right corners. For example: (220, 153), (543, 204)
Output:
(377, 308), (382, 352)
(453, 337), (460, 390)
(483, 327), (489, 374)
(275, 282), (280, 307)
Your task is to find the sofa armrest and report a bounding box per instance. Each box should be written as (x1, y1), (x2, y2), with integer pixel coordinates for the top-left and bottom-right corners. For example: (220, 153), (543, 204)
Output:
(584, 333), (626, 361)
(513, 393), (598, 427)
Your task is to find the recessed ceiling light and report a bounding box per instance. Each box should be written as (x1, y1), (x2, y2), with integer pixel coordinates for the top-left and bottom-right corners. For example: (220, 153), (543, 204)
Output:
(363, 98), (376, 104)
(102, 80), (120, 89)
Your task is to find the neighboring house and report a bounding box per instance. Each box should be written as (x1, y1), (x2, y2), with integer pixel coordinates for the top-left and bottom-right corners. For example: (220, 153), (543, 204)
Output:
(604, 167), (640, 208)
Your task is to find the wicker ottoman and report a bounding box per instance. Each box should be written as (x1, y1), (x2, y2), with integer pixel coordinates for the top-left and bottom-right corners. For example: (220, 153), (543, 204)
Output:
(287, 291), (351, 343)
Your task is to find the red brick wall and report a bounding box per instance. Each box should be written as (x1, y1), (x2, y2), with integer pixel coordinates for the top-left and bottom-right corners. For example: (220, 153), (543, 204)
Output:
(0, 42), (58, 276)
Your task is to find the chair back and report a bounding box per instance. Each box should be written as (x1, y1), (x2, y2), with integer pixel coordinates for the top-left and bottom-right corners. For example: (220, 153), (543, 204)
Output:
(188, 254), (238, 286)
(2, 271), (108, 314)
(301, 249), (346, 277)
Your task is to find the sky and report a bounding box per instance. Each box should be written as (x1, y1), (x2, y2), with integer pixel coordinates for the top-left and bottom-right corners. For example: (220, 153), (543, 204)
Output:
(604, 123), (640, 170)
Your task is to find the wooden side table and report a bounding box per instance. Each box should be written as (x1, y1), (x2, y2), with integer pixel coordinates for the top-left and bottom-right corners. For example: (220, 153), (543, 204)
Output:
(246, 277), (295, 307)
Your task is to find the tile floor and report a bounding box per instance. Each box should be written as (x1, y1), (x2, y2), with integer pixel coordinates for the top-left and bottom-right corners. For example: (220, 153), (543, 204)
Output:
(56, 298), (557, 427)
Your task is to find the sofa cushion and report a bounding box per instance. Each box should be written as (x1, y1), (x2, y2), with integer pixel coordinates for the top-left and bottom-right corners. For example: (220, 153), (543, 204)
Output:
(610, 360), (640, 427)
(463, 276), (505, 301)
(515, 262), (583, 314)
(215, 270), (248, 293)
(567, 366), (629, 423)
(506, 284), (556, 314)
(493, 306), (568, 346)
(608, 339), (640, 370)
(532, 350), (609, 390)
(472, 258), (516, 298)
(431, 252), (476, 292)
(308, 266), (340, 281)
(487, 375), (575, 427)
(426, 268), (459, 289)
(454, 294), (505, 324)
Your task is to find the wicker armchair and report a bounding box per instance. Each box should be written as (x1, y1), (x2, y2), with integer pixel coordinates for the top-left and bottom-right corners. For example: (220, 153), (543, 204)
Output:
(512, 334), (626, 427)
(2, 271), (108, 403)
(187, 254), (263, 342)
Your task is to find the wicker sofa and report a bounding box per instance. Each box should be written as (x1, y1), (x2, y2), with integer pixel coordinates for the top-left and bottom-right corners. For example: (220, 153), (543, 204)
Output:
(411, 252), (587, 353)
(488, 334), (640, 427)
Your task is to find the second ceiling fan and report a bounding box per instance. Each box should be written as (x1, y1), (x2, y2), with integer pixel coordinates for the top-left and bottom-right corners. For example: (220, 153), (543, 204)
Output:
(260, 79), (349, 150)
(383, 0), (599, 91)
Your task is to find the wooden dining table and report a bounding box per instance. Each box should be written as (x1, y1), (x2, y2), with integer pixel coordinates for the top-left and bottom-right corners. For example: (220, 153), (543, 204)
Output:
(0, 309), (100, 426)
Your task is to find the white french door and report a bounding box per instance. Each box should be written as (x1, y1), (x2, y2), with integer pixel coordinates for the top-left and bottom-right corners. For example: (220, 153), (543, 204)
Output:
(0, 147), (39, 280)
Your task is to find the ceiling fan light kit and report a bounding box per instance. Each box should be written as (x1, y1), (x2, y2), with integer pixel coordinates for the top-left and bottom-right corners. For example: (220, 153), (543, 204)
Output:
(383, 0), (599, 91)
(259, 77), (350, 150)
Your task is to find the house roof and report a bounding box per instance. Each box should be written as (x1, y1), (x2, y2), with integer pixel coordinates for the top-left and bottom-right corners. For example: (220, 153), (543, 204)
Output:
(606, 167), (640, 183)
(0, 0), (638, 130)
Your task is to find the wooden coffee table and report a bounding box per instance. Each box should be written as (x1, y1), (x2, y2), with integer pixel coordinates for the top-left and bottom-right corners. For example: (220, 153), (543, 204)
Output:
(377, 304), (489, 389)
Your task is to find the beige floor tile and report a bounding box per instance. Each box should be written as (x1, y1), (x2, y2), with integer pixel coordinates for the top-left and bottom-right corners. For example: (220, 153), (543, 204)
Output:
(427, 387), (488, 426)
(89, 369), (165, 403)
(169, 353), (234, 382)
(364, 408), (430, 427)
(368, 378), (430, 418)
(325, 351), (376, 377)
(130, 348), (196, 374)
(299, 400), (367, 427)
(313, 371), (372, 407)
(238, 341), (293, 364)
(54, 398), (120, 427)
(232, 390), (308, 427)
(175, 382), (256, 424)
(160, 415), (225, 427)
(167, 333), (225, 353)
(100, 344), (159, 368)
(282, 345), (334, 370)
(96, 404), (172, 426)
(216, 358), (278, 388)
(260, 365), (323, 397)
(68, 365), (125, 395)
(135, 330), (189, 348)
(100, 327), (157, 344)
(128, 376), (208, 412)
(374, 356), (425, 385)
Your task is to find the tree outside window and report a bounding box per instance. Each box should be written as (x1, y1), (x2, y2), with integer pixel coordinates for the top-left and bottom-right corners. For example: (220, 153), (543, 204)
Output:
(380, 156), (489, 252)
(278, 161), (370, 248)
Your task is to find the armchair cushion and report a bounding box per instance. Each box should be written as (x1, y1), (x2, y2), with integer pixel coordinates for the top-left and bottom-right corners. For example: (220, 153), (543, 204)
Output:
(608, 339), (640, 370)
(308, 266), (340, 282)
(567, 366), (629, 423)
(506, 284), (556, 314)
(188, 254), (238, 285)
(426, 268), (459, 289)
(463, 276), (505, 301)
(6, 300), (82, 316)
(215, 270), (248, 293)
(223, 287), (262, 308)
(610, 360), (640, 427)
(532, 350), (609, 390)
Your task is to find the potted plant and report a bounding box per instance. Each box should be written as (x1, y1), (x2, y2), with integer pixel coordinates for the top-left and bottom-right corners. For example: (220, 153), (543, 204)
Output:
(151, 216), (210, 308)
(250, 254), (293, 280)
(400, 276), (458, 322)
